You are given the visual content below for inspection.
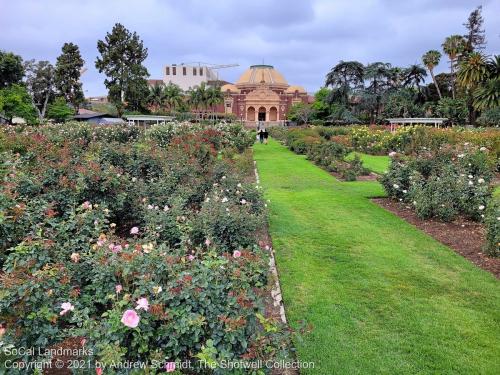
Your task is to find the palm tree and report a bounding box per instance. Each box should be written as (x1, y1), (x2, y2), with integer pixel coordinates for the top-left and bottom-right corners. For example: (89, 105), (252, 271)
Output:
(473, 78), (500, 111)
(147, 83), (165, 112)
(472, 55), (500, 111)
(163, 83), (184, 112)
(206, 86), (223, 122)
(442, 35), (466, 99)
(422, 50), (443, 99)
(457, 52), (489, 125)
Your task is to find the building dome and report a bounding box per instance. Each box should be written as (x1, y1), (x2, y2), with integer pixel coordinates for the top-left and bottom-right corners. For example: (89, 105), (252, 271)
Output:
(236, 65), (288, 87)
(221, 83), (239, 93)
(286, 85), (306, 94)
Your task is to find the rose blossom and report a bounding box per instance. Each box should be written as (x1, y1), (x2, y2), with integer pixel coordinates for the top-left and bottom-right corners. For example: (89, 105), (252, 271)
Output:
(205, 238), (211, 247)
(82, 201), (92, 209)
(130, 226), (139, 235)
(188, 255), (195, 261)
(116, 284), (123, 294)
(233, 250), (242, 258)
(121, 309), (140, 328)
(60, 302), (75, 316)
(135, 297), (149, 311)
(165, 362), (176, 372)
(70, 252), (80, 263)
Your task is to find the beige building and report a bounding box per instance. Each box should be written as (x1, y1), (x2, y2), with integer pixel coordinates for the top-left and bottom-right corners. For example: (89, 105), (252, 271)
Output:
(220, 65), (309, 125)
(162, 64), (218, 91)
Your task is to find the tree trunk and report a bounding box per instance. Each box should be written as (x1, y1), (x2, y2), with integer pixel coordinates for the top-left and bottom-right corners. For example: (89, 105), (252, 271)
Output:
(430, 69), (442, 99)
(450, 60), (455, 99)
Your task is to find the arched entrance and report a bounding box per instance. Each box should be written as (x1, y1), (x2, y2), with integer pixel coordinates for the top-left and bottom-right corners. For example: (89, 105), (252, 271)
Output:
(247, 106), (255, 121)
(269, 106), (277, 121)
(258, 107), (266, 121)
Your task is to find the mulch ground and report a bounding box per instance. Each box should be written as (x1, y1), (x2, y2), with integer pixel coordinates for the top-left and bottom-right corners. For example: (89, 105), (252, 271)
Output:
(373, 198), (499, 278)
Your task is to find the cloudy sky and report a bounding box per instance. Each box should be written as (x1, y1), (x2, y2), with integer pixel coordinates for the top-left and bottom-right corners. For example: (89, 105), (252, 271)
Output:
(1, 0), (499, 96)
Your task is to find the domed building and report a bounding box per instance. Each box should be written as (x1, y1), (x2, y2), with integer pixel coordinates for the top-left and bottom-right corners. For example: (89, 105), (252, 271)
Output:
(220, 65), (308, 125)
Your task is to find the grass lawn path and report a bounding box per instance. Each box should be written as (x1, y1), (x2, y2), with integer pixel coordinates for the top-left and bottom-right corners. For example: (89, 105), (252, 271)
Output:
(254, 139), (500, 375)
(346, 151), (390, 174)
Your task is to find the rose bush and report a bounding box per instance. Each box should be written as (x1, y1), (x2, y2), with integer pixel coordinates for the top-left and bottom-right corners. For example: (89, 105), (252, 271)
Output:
(0, 122), (291, 373)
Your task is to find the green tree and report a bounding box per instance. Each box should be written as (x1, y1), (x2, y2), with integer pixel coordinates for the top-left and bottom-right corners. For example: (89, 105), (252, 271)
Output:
(147, 83), (165, 112)
(402, 64), (427, 90)
(46, 97), (74, 122)
(0, 51), (24, 88)
(95, 23), (149, 116)
(472, 55), (500, 111)
(54, 42), (85, 112)
(287, 102), (315, 125)
(422, 50), (443, 99)
(325, 61), (364, 105)
(311, 87), (332, 119)
(364, 62), (392, 122)
(206, 86), (223, 122)
(0, 84), (38, 124)
(23, 60), (55, 121)
(164, 83), (184, 112)
(442, 35), (466, 99)
(436, 97), (467, 125)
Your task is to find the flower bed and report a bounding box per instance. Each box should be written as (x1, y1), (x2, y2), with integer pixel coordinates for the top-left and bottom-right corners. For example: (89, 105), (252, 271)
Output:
(0, 122), (291, 373)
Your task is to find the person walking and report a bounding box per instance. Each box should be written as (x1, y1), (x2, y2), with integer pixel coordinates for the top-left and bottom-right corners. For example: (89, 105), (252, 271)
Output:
(258, 128), (264, 144)
(263, 128), (269, 144)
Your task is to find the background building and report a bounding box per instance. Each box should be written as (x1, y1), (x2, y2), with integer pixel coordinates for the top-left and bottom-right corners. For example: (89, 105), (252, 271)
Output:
(220, 64), (309, 125)
(162, 64), (218, 91)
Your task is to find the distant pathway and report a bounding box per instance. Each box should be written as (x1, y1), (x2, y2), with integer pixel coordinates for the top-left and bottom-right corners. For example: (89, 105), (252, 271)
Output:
(253, 139), (500, 375)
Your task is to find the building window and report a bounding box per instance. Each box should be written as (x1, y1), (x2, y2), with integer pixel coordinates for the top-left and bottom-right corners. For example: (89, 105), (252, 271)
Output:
(165, 67), (170, 75)
(193, 67), (197, 76)
(199, 67), (203, 76)
(172, 67), (176, 75)
(183, 67), (186, 75)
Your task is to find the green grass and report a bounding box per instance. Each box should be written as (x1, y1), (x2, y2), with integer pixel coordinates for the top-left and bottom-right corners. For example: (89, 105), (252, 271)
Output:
(346, 151), (390, 174)
(493, 186), (500, 199)
(254, 139), (500, 374)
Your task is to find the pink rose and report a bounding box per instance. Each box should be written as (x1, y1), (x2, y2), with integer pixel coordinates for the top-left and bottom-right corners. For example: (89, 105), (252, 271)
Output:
(112, 244), (122, 253)
(96, 368), (103, 375)
(82, 201), (92, 209)
(165, 362), (176, 372)
(130, 226), (139, 235)
(60, 302), (75, 316)
(204, 238), (211, 247)
(116, 284), (123, 294)
(121, 309), (140, 328)
(233, 250), (241, 258)
(135, 297), (149, 311)
(188, 255), (195, 261)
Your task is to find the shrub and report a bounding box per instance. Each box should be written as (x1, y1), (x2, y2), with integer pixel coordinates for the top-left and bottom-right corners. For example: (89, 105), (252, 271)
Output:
(477, 107), (500, 127)
(484, 199), (500, 257)
(0, 122), (291, 372)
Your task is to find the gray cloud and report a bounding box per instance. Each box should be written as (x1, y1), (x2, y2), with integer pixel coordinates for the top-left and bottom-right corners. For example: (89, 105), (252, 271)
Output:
(0, 0), (498, 95)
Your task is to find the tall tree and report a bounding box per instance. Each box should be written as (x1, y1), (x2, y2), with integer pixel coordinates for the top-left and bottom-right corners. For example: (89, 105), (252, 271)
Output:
(163, 83), (184, 112)
(402, 64), (427, 90)
(456, 52), (489, 125)
(54, 42), (85, 112)
(364, 62), (392, 122)
(147, 83), (165, 112)
(206, 86), (223, 122)
(325, 61), (364, 105)
(463, 6), (486, 53)
(23, 60), (55, 121)
(95, 23), (149, 116)
(422, 50), (443, 99)
(442, 35), (466, 99)
(0, 51), (24, 88)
